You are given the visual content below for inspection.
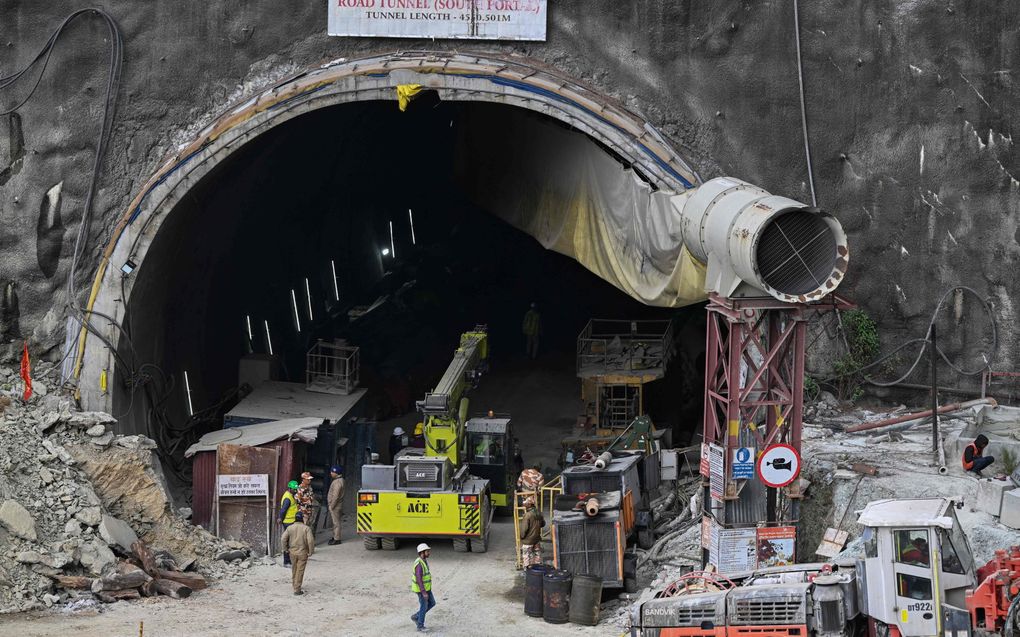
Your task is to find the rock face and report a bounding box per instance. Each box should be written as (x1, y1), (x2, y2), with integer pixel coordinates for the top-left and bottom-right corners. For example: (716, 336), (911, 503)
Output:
(98, 515), (139, 553)
(0, 501), (38, 541)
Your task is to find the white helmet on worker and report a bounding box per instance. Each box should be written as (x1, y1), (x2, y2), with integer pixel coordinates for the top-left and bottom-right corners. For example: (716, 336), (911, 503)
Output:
(394, 426), (405, 436)
(417, 543), (431, 554)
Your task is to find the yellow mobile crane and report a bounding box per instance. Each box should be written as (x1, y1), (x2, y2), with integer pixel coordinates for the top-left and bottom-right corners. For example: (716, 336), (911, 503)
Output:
(357, 326), (499, 553)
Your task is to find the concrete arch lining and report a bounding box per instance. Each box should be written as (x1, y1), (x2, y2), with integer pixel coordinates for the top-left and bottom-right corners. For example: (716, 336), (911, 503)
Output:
(73, 50), (702, 412)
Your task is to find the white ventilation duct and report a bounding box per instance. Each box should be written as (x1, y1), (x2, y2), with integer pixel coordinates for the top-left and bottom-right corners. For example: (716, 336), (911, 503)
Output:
(672, 177), (849, 302)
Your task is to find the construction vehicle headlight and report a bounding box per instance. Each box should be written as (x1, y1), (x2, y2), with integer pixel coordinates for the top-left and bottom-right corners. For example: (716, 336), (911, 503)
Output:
(358, 492), (378, 504)
(459, 494), (478, 505)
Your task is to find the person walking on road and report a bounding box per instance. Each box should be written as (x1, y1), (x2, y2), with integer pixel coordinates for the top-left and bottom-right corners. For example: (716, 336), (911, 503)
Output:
(327, 465), (345, 545)
(411, 543), (436, 632)
(522, 302), (542, 360)
(280, 511), (315, 595)
(519, 496), (545, 568)
(279, 479), (300, 566)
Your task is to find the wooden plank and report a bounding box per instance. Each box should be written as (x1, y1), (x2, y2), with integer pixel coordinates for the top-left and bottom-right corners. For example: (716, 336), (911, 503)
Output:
(154, 578), (192, 599)
(156, 569), (208, 591)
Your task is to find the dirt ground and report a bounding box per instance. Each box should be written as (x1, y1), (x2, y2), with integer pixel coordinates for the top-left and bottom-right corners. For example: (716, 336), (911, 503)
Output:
(3, 518), (623, 637)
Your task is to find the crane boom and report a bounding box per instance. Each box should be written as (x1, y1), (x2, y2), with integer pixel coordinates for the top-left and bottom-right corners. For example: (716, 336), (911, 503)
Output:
(415, 326), (488, 467)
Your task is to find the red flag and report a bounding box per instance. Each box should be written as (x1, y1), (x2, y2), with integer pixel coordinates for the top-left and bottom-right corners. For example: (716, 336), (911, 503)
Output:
(20, 343), (32, 402)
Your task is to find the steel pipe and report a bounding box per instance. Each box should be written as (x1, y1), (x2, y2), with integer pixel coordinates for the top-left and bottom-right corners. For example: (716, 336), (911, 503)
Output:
(846, 398), (998, 433)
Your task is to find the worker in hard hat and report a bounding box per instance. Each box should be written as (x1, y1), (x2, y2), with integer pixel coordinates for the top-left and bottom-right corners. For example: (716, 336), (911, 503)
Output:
(411, 422), (426, 449)
(280, 511), (315, 595)
(296, 471), (317, 527)
(963, 434), (995, 477)
(519, 496), (545, 568)
(410, 543), (435, 632)
(389, 426), (408, 463)
(278, 480), (300, 566)
(327, 465), (345, 545)
(522, 302), (542, 360)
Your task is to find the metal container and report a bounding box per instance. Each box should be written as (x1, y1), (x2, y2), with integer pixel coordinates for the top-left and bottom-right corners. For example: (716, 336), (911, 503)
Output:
(524, 564), (548, 617)
(568, 573), (603, 626)
(543, 569), (573, 624)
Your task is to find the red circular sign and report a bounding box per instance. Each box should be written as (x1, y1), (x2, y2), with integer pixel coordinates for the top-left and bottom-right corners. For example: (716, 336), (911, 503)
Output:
(756, 443), (801, 488)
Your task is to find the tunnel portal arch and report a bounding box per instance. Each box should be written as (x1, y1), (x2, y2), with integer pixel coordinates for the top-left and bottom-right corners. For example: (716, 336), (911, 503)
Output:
(73, 50), (702, 414)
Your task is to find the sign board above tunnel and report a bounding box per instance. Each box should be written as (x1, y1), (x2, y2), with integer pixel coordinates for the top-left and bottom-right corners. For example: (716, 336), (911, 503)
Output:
(328, 0), (547, 41)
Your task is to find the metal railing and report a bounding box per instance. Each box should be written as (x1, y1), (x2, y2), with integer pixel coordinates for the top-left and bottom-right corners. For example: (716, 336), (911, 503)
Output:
(305, 340), (360, 395)
(576, 318), (674, 377)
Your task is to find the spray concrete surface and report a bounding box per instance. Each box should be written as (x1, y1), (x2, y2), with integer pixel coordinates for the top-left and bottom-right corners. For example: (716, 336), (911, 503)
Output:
(3, 524), (617, 637)
(1, 1), (1019, 384)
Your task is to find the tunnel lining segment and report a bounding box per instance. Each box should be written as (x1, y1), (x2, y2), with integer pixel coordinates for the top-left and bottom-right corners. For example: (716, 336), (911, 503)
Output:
(74, 51), (702, 414)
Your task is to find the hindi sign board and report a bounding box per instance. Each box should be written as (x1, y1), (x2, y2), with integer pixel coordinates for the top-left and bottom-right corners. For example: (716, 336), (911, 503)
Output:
(708, 443), (725, 499)
(716, 527), (758, 574)
(327, 0), (548, 41)
(757, 526), (797, 567)
(218, 473), (270, 497)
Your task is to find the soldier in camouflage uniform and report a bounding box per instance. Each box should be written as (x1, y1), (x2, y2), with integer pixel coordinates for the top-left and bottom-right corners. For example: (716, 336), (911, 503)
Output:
(296, 471), (317, 527)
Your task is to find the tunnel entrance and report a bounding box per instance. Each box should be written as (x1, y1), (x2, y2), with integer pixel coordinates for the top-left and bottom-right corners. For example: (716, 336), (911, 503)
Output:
(106, 98), (705, 490)
(70, 52), (710, 495)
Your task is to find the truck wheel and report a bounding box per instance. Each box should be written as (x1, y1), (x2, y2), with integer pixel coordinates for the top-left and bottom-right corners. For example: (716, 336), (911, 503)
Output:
(363, 536), (381, 551)
(381, 537), (400, 551)
(453, 538), (470, 553)
(470, 532), (488, 553)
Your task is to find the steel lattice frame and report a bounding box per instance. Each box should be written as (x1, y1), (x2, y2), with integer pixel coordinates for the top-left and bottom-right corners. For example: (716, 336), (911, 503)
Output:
(702, 293), (852, 520)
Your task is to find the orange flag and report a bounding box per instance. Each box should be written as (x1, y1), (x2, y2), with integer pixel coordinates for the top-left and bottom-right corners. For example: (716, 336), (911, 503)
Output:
(20, 342), (32, 402)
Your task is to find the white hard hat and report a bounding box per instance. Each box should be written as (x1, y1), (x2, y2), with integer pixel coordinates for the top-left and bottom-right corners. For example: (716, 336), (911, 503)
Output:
(417, 543), (431, 553)
(394, 426), (405, 436)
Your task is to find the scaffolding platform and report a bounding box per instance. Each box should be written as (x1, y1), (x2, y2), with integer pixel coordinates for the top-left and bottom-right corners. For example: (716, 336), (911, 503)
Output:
(305, 340), (360, 395)
(576, 319), (673, 380)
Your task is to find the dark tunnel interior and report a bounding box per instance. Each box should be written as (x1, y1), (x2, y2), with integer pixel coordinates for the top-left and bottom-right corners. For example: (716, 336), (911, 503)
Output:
(114, 98), (707, 487)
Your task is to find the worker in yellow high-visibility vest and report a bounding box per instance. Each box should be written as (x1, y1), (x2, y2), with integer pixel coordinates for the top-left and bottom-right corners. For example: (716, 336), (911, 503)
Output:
(410, 543), (435, 633)
(278, 480), (300, 566)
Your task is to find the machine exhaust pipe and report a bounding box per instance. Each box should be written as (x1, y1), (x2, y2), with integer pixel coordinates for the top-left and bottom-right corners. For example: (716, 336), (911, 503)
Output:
(672, 177), (849, 302)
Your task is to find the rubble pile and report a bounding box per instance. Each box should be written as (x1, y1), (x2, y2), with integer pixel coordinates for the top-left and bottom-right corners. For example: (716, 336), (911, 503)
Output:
(0, 364), (253, 613)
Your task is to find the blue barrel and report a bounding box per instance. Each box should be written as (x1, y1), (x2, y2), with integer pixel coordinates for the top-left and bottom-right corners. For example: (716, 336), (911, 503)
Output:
(543, 569), (573, 624)
(524, 564), (548, 617)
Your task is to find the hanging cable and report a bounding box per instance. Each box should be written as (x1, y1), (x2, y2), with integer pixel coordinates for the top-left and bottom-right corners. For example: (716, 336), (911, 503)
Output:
(792, 0), (817, 207)
(1, 9), (124, 364)
(823, 286), (997, 388)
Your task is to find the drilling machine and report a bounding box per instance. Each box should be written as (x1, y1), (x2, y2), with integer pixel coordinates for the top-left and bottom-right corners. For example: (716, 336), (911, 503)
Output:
(630, 497), (1020, 637)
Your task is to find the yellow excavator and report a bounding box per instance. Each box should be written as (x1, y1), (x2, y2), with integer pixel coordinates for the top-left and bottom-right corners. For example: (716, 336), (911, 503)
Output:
(357, 326), (505, 553)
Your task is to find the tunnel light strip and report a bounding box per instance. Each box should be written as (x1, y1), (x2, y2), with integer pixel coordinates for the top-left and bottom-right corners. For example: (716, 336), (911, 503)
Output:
(331, 260), (340, 301)
(408, 208), (416, 245)
(291, 289), (302, 332)
(264, 320), (274, 356)
(304, 278), (314, 321)
(245, 315), (253, 342)
(389, 221), (396, 258)
(184, 370), (194, 417)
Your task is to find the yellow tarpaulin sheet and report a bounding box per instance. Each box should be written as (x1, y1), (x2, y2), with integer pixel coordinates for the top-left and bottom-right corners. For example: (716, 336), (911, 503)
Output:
(454, 108), (706, 307)
(396, 84), (424, 112)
